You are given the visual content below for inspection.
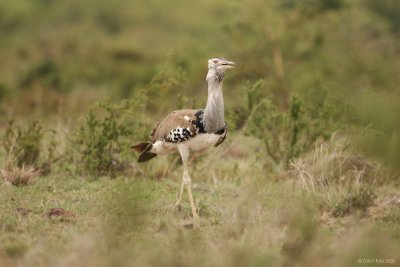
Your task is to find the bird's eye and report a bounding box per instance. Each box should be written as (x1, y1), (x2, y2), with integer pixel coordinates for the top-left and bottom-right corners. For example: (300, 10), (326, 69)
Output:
(213, 60), (218, 63)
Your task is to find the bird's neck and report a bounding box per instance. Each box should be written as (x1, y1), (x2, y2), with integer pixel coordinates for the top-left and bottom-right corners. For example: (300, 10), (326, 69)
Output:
(204, 70), (225, 133)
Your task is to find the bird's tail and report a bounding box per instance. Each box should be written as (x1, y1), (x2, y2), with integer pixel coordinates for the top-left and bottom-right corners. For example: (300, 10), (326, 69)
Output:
(131, 142), (157, 163)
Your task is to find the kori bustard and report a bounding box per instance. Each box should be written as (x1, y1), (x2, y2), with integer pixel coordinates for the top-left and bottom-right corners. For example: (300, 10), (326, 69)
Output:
(132, 57), (235, 220)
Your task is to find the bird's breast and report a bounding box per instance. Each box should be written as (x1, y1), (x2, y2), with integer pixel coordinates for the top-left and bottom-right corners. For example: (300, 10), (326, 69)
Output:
(183, 133), (221, 152)
(151, 132), (224, 156)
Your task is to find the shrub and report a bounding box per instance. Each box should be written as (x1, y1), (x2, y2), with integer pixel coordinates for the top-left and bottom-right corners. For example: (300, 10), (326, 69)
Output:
(364, 0), (400, 34)
(333, 187), (376, 217)
(20, 59), (70, 92)
(227, 80), (265, 131)
(145, 53), (188, 112)
(70, 91), (147, 177)
(229, 80), (343, 167)
(280, 0), (344, 12)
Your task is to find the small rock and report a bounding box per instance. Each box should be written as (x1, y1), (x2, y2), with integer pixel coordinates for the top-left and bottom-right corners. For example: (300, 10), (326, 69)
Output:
(182, 222), (194, 229)
(43, 208), (76, 222)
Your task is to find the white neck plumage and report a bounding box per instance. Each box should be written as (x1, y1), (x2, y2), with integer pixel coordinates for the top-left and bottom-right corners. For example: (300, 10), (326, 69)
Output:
(203, 69), (225, 133)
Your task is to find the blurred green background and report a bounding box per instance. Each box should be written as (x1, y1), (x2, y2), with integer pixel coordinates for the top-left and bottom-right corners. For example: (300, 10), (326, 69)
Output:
(1, 1), (400, 266)
(1, 0), (399, 171)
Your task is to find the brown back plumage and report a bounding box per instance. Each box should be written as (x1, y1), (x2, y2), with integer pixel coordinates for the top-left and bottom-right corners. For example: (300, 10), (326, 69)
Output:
(151, 109), (199, 141)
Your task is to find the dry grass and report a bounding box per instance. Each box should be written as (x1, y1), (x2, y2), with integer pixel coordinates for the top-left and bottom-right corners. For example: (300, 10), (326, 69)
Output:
(1, 165), (39, 186)
(291, 136), (376, 199)
(1, 138), (40, 186)
(290, 136), (383, 219)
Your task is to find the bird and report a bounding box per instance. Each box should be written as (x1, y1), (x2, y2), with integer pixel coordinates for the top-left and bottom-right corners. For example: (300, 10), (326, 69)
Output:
(131, 57), (235, 220)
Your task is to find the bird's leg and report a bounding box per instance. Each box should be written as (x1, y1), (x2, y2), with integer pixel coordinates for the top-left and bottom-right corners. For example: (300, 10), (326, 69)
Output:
(174, 179), (185, 209)
(177, 144), (198, 220)
(183, 160), (198, 220)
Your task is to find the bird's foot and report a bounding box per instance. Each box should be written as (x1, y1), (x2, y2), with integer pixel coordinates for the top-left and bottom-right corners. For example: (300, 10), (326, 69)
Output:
(173, 202), (182, 212)
(191, 213), (200, 229)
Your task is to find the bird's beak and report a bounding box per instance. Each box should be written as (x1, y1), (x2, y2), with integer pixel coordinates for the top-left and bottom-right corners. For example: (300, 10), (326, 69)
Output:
(221, 60), (235, 68)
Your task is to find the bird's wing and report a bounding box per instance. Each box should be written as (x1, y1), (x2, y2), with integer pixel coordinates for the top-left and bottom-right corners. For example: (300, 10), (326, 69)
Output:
(151, 109), (203, 143)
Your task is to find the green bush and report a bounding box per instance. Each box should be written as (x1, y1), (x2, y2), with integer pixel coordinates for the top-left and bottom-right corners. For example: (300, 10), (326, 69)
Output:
(145, 53), (189, 112)
(20, 59), (69, 92)
(365, 0), (400, 34)
(229, 81), (343, 167)
(70, 91), (147, 177)
(333, 187), (376, 217)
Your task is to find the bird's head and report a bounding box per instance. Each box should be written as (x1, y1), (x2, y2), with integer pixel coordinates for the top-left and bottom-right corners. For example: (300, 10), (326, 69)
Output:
(208, 57), (235, 71)
(207, 57), (235, 82)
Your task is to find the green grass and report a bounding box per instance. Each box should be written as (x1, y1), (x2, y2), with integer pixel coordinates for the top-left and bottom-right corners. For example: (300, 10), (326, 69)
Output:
(1, 134), (399, 267)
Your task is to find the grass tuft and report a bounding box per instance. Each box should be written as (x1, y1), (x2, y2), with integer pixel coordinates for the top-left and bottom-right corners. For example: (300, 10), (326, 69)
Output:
(1, 138), (40, 186)
(291, 136), (378, 215)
